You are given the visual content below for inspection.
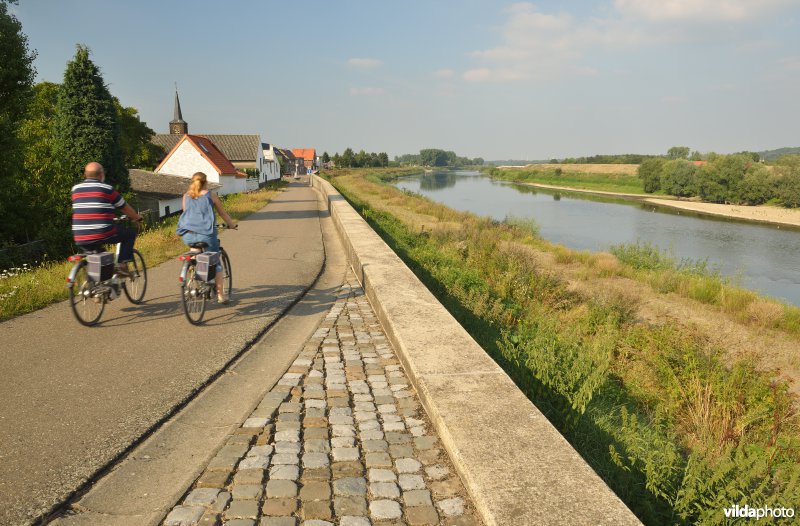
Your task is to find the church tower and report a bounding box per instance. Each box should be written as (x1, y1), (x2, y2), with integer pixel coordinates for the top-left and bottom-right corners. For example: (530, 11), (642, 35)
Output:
(169, 89), (188, 135)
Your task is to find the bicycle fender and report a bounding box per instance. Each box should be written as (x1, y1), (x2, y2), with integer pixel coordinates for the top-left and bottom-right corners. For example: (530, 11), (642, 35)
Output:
(179, 261), (191, 284)
(66, 263), (84, 288)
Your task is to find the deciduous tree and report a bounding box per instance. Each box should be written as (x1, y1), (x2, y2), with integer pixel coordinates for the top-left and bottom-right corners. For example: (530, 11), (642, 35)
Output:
(0, 0), (36, 245)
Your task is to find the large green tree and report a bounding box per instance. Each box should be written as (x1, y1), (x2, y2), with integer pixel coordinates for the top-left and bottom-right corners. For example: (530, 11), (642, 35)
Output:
(113, 97), (161, 169)
(18, 82), (59, 242)
(53, 44), (127, 192)
(0, 0), (36, 245)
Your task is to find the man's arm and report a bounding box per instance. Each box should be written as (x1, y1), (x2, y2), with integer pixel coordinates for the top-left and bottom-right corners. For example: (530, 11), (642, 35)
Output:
(120, 203), (143, 222)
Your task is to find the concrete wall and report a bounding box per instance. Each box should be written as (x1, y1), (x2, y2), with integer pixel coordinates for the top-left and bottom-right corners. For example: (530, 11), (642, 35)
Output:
(157, 141), (220, 184)
(312, 175), (642, 526)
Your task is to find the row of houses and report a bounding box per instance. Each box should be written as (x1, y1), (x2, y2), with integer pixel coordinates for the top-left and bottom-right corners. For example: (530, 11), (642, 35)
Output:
(130, 90), (317, 218)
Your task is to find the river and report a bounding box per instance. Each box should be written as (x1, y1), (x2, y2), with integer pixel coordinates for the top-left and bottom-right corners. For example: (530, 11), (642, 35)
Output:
(393, 171), (800, 307)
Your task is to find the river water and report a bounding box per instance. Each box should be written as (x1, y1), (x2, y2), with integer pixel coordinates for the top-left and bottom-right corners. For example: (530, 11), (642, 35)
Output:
(393, 171), (800, 307)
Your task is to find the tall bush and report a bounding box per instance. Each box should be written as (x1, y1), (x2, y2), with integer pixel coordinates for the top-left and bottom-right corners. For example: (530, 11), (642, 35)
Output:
(638, 158), (666, 193)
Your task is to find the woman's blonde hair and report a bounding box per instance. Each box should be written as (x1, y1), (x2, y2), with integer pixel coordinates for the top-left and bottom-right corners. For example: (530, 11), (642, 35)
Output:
(187, 172), (208, 199)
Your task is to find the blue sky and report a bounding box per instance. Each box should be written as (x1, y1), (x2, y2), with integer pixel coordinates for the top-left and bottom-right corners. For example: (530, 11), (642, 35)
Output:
(12, 0), (800, 160)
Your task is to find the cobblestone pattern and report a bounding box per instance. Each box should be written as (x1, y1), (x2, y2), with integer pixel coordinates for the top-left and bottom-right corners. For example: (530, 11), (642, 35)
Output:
(163, 273), (481, 526)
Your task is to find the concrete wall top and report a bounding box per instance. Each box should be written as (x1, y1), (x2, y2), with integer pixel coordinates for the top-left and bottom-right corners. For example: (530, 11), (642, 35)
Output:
(313, 175), (642, 526)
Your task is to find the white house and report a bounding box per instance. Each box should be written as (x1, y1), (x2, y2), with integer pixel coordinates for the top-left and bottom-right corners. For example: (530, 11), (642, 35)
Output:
(261, 143), (282, 183)
(151, 90), (268, 182)
(154, 134), (247, 196)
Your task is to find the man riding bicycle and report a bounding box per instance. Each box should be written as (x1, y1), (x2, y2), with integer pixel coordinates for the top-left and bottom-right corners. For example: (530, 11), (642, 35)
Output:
(71, 162), (142, 276)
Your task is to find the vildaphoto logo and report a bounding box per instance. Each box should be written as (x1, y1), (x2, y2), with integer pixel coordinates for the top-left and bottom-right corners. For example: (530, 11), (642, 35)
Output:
(723, 504), (795, 520)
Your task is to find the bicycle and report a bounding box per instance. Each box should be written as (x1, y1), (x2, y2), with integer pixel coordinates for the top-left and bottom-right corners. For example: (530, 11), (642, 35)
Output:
(66, 217), (147, 326)
(177, 224), (234, 325)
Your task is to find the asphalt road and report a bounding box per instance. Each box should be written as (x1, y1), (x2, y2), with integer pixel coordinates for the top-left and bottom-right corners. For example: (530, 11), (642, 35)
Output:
(0, 180), (325, 525)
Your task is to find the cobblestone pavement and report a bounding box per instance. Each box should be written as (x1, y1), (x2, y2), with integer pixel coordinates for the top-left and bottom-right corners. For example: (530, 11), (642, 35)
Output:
(163, 272), (482, 526)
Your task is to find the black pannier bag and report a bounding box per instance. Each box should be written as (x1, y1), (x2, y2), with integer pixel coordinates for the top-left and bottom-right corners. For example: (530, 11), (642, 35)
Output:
(87, 252), (115, 282)
(195, 252), (219, 282)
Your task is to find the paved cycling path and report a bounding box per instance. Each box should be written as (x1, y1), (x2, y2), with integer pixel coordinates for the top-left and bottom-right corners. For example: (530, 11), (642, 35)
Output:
(0, 180), (326, 525)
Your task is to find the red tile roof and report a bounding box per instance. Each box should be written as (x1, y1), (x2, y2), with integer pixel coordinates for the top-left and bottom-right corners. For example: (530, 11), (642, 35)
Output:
(292, 148), (316, 162)
(156, 134), (239, 176)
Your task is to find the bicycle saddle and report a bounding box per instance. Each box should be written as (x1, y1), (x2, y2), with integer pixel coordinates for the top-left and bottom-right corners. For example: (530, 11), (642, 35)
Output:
(187, 242), (208, 249)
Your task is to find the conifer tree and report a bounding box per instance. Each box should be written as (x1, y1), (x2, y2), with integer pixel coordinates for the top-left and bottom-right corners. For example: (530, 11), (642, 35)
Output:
(53, 44), (127, 193)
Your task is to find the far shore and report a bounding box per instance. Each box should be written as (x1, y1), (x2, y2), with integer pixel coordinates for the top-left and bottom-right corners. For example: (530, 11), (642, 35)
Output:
(518, 182), (800, 228)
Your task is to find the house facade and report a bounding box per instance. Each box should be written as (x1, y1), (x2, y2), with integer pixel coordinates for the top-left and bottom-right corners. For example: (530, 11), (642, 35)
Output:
(261, 143), (282, 183)
(155, 134), (247, 196)
(292, 148), (317, 171)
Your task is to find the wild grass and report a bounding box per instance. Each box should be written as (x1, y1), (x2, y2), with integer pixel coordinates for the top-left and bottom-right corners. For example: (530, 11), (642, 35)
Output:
(610, 241), (800, 334)
(0, 183), (285, 321)
(485, 166), (650, 195)
(330, 169), (800, 525)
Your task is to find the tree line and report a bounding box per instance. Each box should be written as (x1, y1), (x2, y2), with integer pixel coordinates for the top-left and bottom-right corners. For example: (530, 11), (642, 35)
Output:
(1, 2), (160, 257)
(322, 149), (390, 168)
(639, 151), (800, 208)
(395, 149), (484, 167)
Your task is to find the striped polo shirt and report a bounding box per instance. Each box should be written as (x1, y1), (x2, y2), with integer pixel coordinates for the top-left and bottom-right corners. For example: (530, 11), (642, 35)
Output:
(71, 178), (126, 245)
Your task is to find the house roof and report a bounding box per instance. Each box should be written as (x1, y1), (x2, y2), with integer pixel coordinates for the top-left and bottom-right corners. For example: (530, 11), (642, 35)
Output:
(292, 148), (316, 162)
(275, 148), (296, 161)
(152, 134), (260, 162)
(129, 169), (220, 200)
(202, 134), (260, 161)
(156, 134), (243, 177)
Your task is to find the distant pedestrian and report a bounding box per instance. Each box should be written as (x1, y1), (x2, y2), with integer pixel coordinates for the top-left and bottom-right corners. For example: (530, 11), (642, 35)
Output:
(176, 172), (237, 303)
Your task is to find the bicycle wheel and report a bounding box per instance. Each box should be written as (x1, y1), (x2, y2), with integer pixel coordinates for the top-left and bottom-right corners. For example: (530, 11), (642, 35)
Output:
(181, 260), (207, 324)
(122, 249), (147, 304)
(219, 248), (233, 300)
(69, 260), (105, 326)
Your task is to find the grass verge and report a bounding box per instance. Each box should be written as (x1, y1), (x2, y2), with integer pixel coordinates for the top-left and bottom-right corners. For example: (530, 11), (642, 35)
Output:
(0, 182), (285, 321)
(483, 165), (651, 195)
(327, 168), (800, 526)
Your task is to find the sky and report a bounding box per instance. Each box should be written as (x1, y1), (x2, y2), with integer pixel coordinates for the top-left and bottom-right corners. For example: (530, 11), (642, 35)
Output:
(11, 0), (800, 160)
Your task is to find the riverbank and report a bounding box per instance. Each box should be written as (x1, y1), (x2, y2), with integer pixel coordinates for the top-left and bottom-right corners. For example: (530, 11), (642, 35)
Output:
(324, 167), (800, 525)
(516, 181), (800, 228)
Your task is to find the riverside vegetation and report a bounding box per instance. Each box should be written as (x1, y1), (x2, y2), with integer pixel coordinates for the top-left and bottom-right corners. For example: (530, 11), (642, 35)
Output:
(324, 168), (800, 525)
(0, 183), (284, 321)
(486, 152), (800, 208)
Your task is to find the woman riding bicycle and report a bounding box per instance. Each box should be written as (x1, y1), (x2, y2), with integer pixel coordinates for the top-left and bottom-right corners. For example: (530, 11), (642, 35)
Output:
(176, 172), (237, 303)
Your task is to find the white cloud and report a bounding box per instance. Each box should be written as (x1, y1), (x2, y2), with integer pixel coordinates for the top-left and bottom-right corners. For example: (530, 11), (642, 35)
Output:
(614, 0), (796, 22)
(349, 87), (384, 96)
(434, 69), (455, 78)
(347, 58), (383, 69)
(464, 1), (798, 83)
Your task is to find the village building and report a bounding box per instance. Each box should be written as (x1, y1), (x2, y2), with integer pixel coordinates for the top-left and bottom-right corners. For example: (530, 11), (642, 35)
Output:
(128, 169), (221, 219)
(275, 148), (302, 176)
(151, 90), (267, 184)
(292, 148), (317, 172)
(154, 134), (247, 196)
(261, 143), (281, 183)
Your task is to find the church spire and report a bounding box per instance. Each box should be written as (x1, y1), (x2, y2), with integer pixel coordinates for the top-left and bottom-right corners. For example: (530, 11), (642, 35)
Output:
(169, 85), (188, 135)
